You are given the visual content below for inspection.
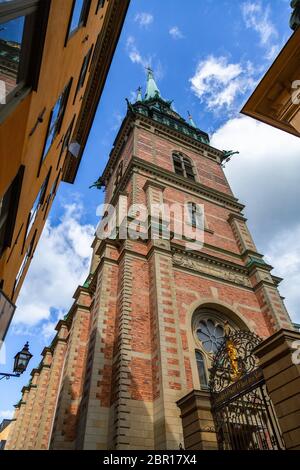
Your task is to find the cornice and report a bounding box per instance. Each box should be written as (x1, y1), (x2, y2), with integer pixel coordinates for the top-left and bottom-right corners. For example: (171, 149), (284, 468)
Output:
(171, 244), (249, 276)
(172, 249), (252, 289)
(114, 156), (244, 212)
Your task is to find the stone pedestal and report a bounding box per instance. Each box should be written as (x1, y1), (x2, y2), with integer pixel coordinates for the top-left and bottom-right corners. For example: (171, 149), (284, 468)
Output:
(177, 390), (218, 450)
(254, 329), (300, 450)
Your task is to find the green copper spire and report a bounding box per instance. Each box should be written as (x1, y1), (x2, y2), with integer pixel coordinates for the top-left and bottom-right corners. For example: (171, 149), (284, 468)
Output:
(188, 111), (197, 128)
(144, 67), (161, 101)
(136, 86), (143, 102)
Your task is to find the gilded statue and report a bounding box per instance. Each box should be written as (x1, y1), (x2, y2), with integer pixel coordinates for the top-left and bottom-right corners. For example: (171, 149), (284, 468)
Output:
(226, 339), (241, 381)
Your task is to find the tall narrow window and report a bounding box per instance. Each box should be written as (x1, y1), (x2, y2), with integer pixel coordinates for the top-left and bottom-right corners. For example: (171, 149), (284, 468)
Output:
(114, 161), (123, 191)
(15, 231), (36, 290)
(0, 166), (24, 257)
(172, 153), (195, 181)
(188, 202), (203, 228)
(41, 80), (72, 165)
(24, 170), (50, 242)
(56, 114), (76, 170)
(196, 351), (208, 389)
(96, 0), (105, 14)
(67, 0), (91, 40)
(73, 46), (93, 103)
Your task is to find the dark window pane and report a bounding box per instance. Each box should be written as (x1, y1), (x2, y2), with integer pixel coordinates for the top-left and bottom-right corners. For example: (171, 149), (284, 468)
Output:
(69, 0), (85, 34)
(0, 15), (24, 99)
(15, 232), (36, 288)
(42, 82), (71, 161)
(0, 166), (24, 256)
(74, 47), (92, 101)
(96, 0), (105, 12)
(25, 172), (50, 239)
(0, 193), (9, 253)
(196, 351), (208, 389)
(173, 155), (184, 176)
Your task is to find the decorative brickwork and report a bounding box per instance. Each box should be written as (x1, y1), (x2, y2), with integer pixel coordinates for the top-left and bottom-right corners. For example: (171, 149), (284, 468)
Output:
(8, 76), (294, 450)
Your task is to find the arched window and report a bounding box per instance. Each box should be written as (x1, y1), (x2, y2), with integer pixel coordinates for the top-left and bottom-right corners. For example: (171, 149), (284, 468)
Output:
(193, 308), (245, 390)
(188, 202), (203, 227)
(196, 318), (225, 354)
(196, 351), (208, 389)
(173, 153), (195, 181)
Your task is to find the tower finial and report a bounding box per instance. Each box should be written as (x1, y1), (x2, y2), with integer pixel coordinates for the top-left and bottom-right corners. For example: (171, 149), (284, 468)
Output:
(188, 111), (197, 128)
(145, 66), (161, 101)
(136, 86), (143, 102)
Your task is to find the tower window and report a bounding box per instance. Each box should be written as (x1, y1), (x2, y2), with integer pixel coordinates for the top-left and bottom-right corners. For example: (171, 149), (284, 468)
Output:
(172, 153), (195, 181)
(196, 351), (209, 390)
(114, 161), (123, 191)
(188, 202), (203, 228)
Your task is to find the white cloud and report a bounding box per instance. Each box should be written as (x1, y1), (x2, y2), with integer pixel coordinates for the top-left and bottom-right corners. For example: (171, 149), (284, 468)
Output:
(134, 12), (153, 27)
(13, 201), (94, 330)
(211, 116), (300, 323)
(126, 36), (150, 68)
(265, 225), (300, 323)
(125, 36), (164, 81)
(241, 1), (280, 60)
(169, 26), (184, 40)
(0, 410), (14, 420)
(190, 56), (256, 112)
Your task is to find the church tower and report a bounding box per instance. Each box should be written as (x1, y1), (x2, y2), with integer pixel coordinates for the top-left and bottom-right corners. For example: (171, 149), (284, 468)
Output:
(6, 70), (293, 451)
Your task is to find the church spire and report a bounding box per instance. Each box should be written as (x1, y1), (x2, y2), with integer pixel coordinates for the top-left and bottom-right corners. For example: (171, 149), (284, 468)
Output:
(144, 67), (161, 101)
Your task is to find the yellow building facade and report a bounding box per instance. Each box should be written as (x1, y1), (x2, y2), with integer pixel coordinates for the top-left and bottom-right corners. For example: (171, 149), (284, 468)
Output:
(0, 0), (129, 342)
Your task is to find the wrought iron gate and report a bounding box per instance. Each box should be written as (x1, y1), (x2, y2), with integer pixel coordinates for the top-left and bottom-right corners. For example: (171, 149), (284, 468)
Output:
(210, 330), (285, 450)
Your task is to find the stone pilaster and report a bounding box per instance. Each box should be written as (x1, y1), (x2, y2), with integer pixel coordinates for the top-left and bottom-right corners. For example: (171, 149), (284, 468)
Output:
(50, 289), (91, 449)
(14, 389), (29, 449)
(76, 247), (119, 450)
(110, 248), (134, 450)
(177, 390), (218, 450)
(5, 404), (20, 450)
(27, 349), (52, 449)
(254, 329), (300, 450)
(35, 322), (69, 449)
(228, 213), (257, 254)
(248, 261), (293, 332)
(148, 239), (186, 449)
(16, 381), (38, 449)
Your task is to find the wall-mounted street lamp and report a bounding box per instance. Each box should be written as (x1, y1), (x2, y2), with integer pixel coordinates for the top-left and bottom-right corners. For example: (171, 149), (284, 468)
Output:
(0, 342), (32, 381)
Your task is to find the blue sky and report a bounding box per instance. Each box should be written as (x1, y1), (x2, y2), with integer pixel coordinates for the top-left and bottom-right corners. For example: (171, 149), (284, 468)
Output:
(1, 0), (300, 419)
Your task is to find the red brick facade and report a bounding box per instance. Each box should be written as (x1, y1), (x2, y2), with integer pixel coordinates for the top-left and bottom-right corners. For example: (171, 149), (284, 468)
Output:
(6, 94), (293, 450)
